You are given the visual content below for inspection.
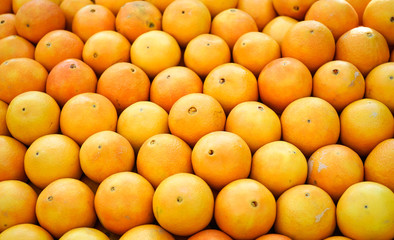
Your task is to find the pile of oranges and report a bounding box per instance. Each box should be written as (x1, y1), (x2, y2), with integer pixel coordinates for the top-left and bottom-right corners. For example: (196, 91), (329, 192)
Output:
(0, 0), (393, 239)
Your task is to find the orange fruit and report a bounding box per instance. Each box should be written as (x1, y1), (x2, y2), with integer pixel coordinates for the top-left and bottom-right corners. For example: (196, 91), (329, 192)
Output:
(233, 31), (280, 76)
(365, 62), (394, 112)
(130, 30), (181, 78)
(305, 0), (359, 41)
(197, 0), (238, 17)
(35, 30), (84, 71)
(0, 0), (11, 14)
(282, 20), (335, 73)
(119, 224), (174, 240)
(168, 93), (226, 146)
(0, 180), (37, 232)
(275, 184), (336, 240)
(345, 0), (371, 25)
(183, 33), (231, 78)
(144, 0), (174, 13)
(312, 60), (365, 112)
(323, 237), (352, 240)
(225, 101), (281, 153)
(250, 141), (308, 198)
(0, 13), (16, 39)
(94, 0), (137, 15)
(72, 4), (115, 42)
(97, 62), (150, 114)
(95, 172), (154, 235)
(117, 101), (169, 153)
(191, 131), (251, 190)
(82, 30), (130, 75)
(272, 0), (317, 20)
(258, 57), (312, 114)
(60, 93), (118, 146)
(0, 58), (47, 104)
(60, 0), (93, 30)
(256, 234), (292, 240)
(6, 91), (60, 146)
(214, 178), (276, 239)
(59, 227), (109, 240)
(281, 97), (340, 157)
(13, 0), (64, 14)
(0, 223), (53, 240)
(137, 133), (193, 188)
(81, 175), (99, 194)
(210, 8), (258, 49)
(364, 138), (394, 191)
(150, 66), (203, 113)
(363, 0), (394, 46)
(0, 35), (35, 64)
(80, 130), (135, 183)
(162, 0), (211, 48)
(153, 173), (214, 236)
(46, 58), (97, 107)
(24, 134), (82, 189)
(14, 0), (65, 44)
(0, 100), (10, 136)
(307, 144), (364, 202)
(188, 229), (232, 240)
(115, 1), (162, 43)
(340, 98), (394, 157)
(335, 26), (390, 76)
(262, 16), (298, 48)
(336, 181), (394, 240)
(203, 63), (258, 114)
(36, 178), (96, 238)
(0, 136), (27, 181)
(237, 0), (277, 31)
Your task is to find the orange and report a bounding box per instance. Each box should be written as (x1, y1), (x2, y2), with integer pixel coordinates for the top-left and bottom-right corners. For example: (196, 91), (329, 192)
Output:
(307, 144), (364, 202)
(0, 136), (26, 181)
(365, 62), (394, 112)
(272, 0), (317, 20)
(0, 180), (37, 232)
(0, 223), (53, 240)
(364, 138), (394, 191)
(312, 60), (365, 112)
(210, 8), (258, 49)
(80, 175), (99, 194)
(115, 1), (162, 43)
(80, 131), (134, 183)
(95, 172), (154, 235)
(97, 62), (150, 113)
(340, 98), (394, 157)
(24, 134), (82, 189)
(94, 222), (120, 240)
(35, 30), (84, 71)
(46, 58), (97, 107)
(197, 0), (238, 17)
(162, 0), (211, 48)
(336, 181), (394, 240)
(6, 91), (60, 146)
(335, 26), (390, 76)
(168, 93), (226, 146)
(82, 30), (130, 75)
(60, 0), (93, 30)
(256, 234), (292, 240)
(281, 97), (340, 157)
(305, 0), (359, 41)
(130, 30), (181, 78)
(214, 179), (276, 239)
(282, 20), (335, 73)
(12, 0), (64, 14)
(183, 33), (231, 78)
(275, 184), (336, 240)
(14, 0), (65, 44)
(0, 0), (11, 14)
(262, 16), (298, 48)
(237, 0), (277, 31)
(60, 93), (118, 146)
(191, 131), (251, 190)
(0, 35), (35, 64)
(250, 141), (308, 198)
(150, 66), (202, 113)
(345, 0), (371, 25)
(72, 4), (115, 42)
(0, 13), (16, 39)
(119, 224), (174, 240)
(233, 31), (280, 76)
(258, 57), (312, 114)
(0, 58), (47, 104)
(94, 0), (136, 15)
(225, 101), (281, 153)
(203, 63), (258, 114)
(0, 100), (10, 136)
(137, 133), (193, 188)
(153, 173), (214, 236)
(188, 229), (232, 240)
(59, 227), (109, 240)
(117, 101), (169, 153)
(36, 178), (96, 238)
(144, 0), (174, 13)
(323, 237), (352, 240)
(363, 0), (394, 46)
